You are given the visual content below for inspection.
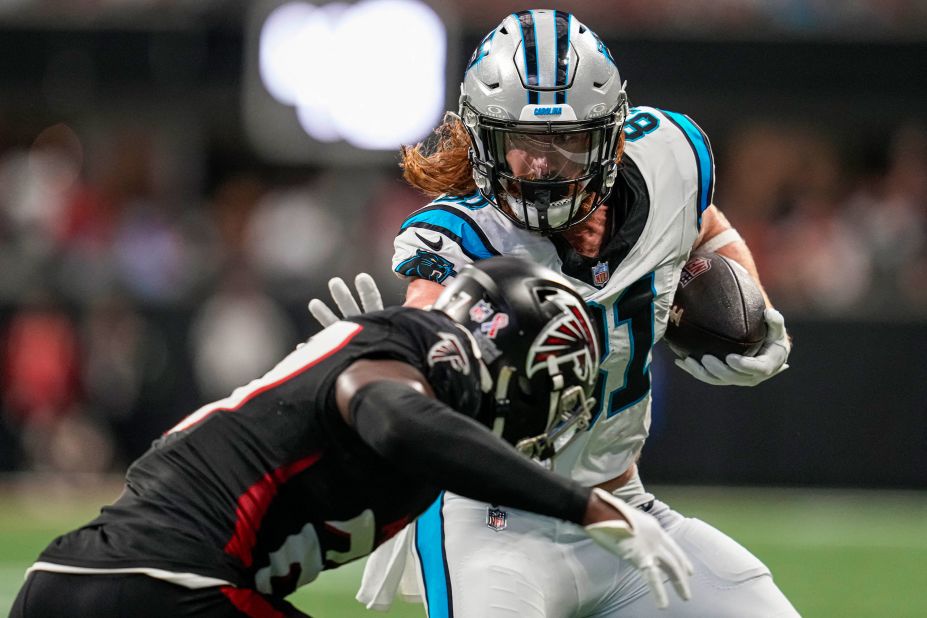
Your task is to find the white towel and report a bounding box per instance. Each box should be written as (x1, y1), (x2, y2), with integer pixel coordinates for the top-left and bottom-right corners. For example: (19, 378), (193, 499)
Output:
(356, 523), (424, 611)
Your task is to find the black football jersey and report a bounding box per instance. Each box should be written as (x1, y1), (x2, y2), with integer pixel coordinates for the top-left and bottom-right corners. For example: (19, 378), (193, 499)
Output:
(36, 307), (483, 596)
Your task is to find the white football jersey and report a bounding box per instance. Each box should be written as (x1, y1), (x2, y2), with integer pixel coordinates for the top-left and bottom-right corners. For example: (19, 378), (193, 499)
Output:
(392, 106), (715, 485)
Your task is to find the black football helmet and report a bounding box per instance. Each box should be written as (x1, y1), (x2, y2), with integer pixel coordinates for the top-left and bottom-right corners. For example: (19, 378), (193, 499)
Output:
(433, 256), (600, 460)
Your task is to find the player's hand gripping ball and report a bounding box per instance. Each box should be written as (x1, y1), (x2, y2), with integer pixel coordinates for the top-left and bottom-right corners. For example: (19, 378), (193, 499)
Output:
(665, 252), (766, 359)
(666, 252), (791, 387)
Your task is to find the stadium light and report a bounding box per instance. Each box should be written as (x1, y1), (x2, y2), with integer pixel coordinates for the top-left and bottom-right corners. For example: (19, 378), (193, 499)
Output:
(255, 0), (447, 152)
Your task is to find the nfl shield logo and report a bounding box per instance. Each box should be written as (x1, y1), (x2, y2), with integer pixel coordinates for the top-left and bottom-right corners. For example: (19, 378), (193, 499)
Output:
(592, 261), (610, 287)
(486, 507), (507, 531)
(680, 256), (712, 287)
(468, 299), (494, 323)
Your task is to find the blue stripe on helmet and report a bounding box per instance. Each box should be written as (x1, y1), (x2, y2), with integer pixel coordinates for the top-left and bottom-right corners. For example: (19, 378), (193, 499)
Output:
(400, 206), (499, 260)
(415, 494), (452, 618)
(514, 10), (539, 105)
(554, 11), (571, 104)
(659, 110), (715, 229)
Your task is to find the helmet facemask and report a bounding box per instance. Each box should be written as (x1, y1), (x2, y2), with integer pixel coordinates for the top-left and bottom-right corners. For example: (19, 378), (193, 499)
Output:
(487, 285), (600, 461)
(461, 93), (627, 235)
(508, 364), (597, 462)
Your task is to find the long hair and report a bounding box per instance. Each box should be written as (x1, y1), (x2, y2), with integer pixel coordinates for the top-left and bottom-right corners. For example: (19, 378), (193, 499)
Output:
(400, 116), (475, 197)
(400, 116), (627, 200)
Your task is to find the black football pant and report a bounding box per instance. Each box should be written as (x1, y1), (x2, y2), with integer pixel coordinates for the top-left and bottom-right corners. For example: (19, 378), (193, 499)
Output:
(10, 571), (312, 618)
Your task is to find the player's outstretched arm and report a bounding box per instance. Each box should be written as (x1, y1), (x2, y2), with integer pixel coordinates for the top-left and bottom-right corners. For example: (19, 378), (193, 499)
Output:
(308, 273), (384, 328)
(335, 361), (692, 609)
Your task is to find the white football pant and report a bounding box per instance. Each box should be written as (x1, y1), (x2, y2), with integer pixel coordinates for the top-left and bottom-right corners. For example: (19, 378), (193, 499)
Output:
(411, 491), (800, 618)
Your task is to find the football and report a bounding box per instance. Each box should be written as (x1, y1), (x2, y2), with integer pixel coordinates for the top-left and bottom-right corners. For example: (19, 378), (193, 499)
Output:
(664, 252), (767, 359)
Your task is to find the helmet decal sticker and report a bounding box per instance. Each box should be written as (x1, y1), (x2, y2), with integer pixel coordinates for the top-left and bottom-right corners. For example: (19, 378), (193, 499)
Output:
(466, 29), (495, 73)
(469, 299), (495, 323)
(480, 313), (509, 338)
(526, 288), (598, 384)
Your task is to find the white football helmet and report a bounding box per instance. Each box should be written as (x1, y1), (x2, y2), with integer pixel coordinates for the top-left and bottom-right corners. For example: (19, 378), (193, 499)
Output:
(460, 9), (629, 234)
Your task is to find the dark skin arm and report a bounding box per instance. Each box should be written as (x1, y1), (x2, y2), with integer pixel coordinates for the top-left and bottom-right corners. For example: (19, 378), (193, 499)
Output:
(333, 358), (628, 527)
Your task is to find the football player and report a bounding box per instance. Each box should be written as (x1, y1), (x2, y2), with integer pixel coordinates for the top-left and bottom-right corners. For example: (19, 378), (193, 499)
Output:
(11, 258), (693, 618)
(315, 10), (797, 617)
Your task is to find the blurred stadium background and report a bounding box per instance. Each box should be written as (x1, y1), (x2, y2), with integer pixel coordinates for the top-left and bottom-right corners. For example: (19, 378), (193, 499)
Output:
(0, 0), (925, 616)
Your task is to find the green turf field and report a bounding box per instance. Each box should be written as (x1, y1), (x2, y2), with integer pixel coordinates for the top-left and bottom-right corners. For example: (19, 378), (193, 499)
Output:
(1, 479), (924, 617)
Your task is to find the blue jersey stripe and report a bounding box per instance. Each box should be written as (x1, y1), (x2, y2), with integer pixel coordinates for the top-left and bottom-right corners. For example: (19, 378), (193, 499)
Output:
(400, 206), (499, 260)
(659, 110), (715, 228)
(415, 494), (452, 618)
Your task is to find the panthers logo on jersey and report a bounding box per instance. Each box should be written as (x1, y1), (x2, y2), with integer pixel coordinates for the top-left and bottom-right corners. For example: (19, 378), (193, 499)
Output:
(396, 249), (457, 283)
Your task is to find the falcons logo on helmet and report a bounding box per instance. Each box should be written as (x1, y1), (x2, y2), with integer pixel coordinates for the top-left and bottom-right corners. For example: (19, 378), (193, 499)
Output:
(427, 332), (471, 375)
(526, 288), (599, 384)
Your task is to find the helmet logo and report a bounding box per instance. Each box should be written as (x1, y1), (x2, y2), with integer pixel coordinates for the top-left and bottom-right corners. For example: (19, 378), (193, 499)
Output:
(533, 107), (563, 116)
(427, 332), (471, 375)
(466, 30), (495, 72)
(592, 31), (617, 67)
(468, 299), (495, 323)
(484, 104), (508, 119)
(480, 313), (509, 339)
(526, 288), (598, 384)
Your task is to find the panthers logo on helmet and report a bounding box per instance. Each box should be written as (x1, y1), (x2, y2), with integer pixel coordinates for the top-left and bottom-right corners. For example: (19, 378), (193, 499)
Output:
(396, 249), (457, 283)
(526, 288), (599, 385)
(427, 332), (470, 375)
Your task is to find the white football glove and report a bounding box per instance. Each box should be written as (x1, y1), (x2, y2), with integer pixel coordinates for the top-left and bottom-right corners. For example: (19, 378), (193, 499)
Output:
(308, 273), (384, 328)
(675, 308), (790, 387)
(585, 488), (693, 610)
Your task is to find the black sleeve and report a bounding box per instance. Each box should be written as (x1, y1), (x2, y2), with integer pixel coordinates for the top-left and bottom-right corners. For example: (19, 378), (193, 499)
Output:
(350, 381), (590, 525)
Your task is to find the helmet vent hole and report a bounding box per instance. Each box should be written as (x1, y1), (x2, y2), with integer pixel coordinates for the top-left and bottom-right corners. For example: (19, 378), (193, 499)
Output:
(500, 26), (509, 35)
(578, 25), (586, 34)
(486, 82), (500, 89)
(593, 81), (605, 88)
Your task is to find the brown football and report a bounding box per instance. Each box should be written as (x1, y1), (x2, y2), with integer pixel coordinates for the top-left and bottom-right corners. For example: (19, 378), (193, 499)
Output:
(664, 252), (767, 359)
